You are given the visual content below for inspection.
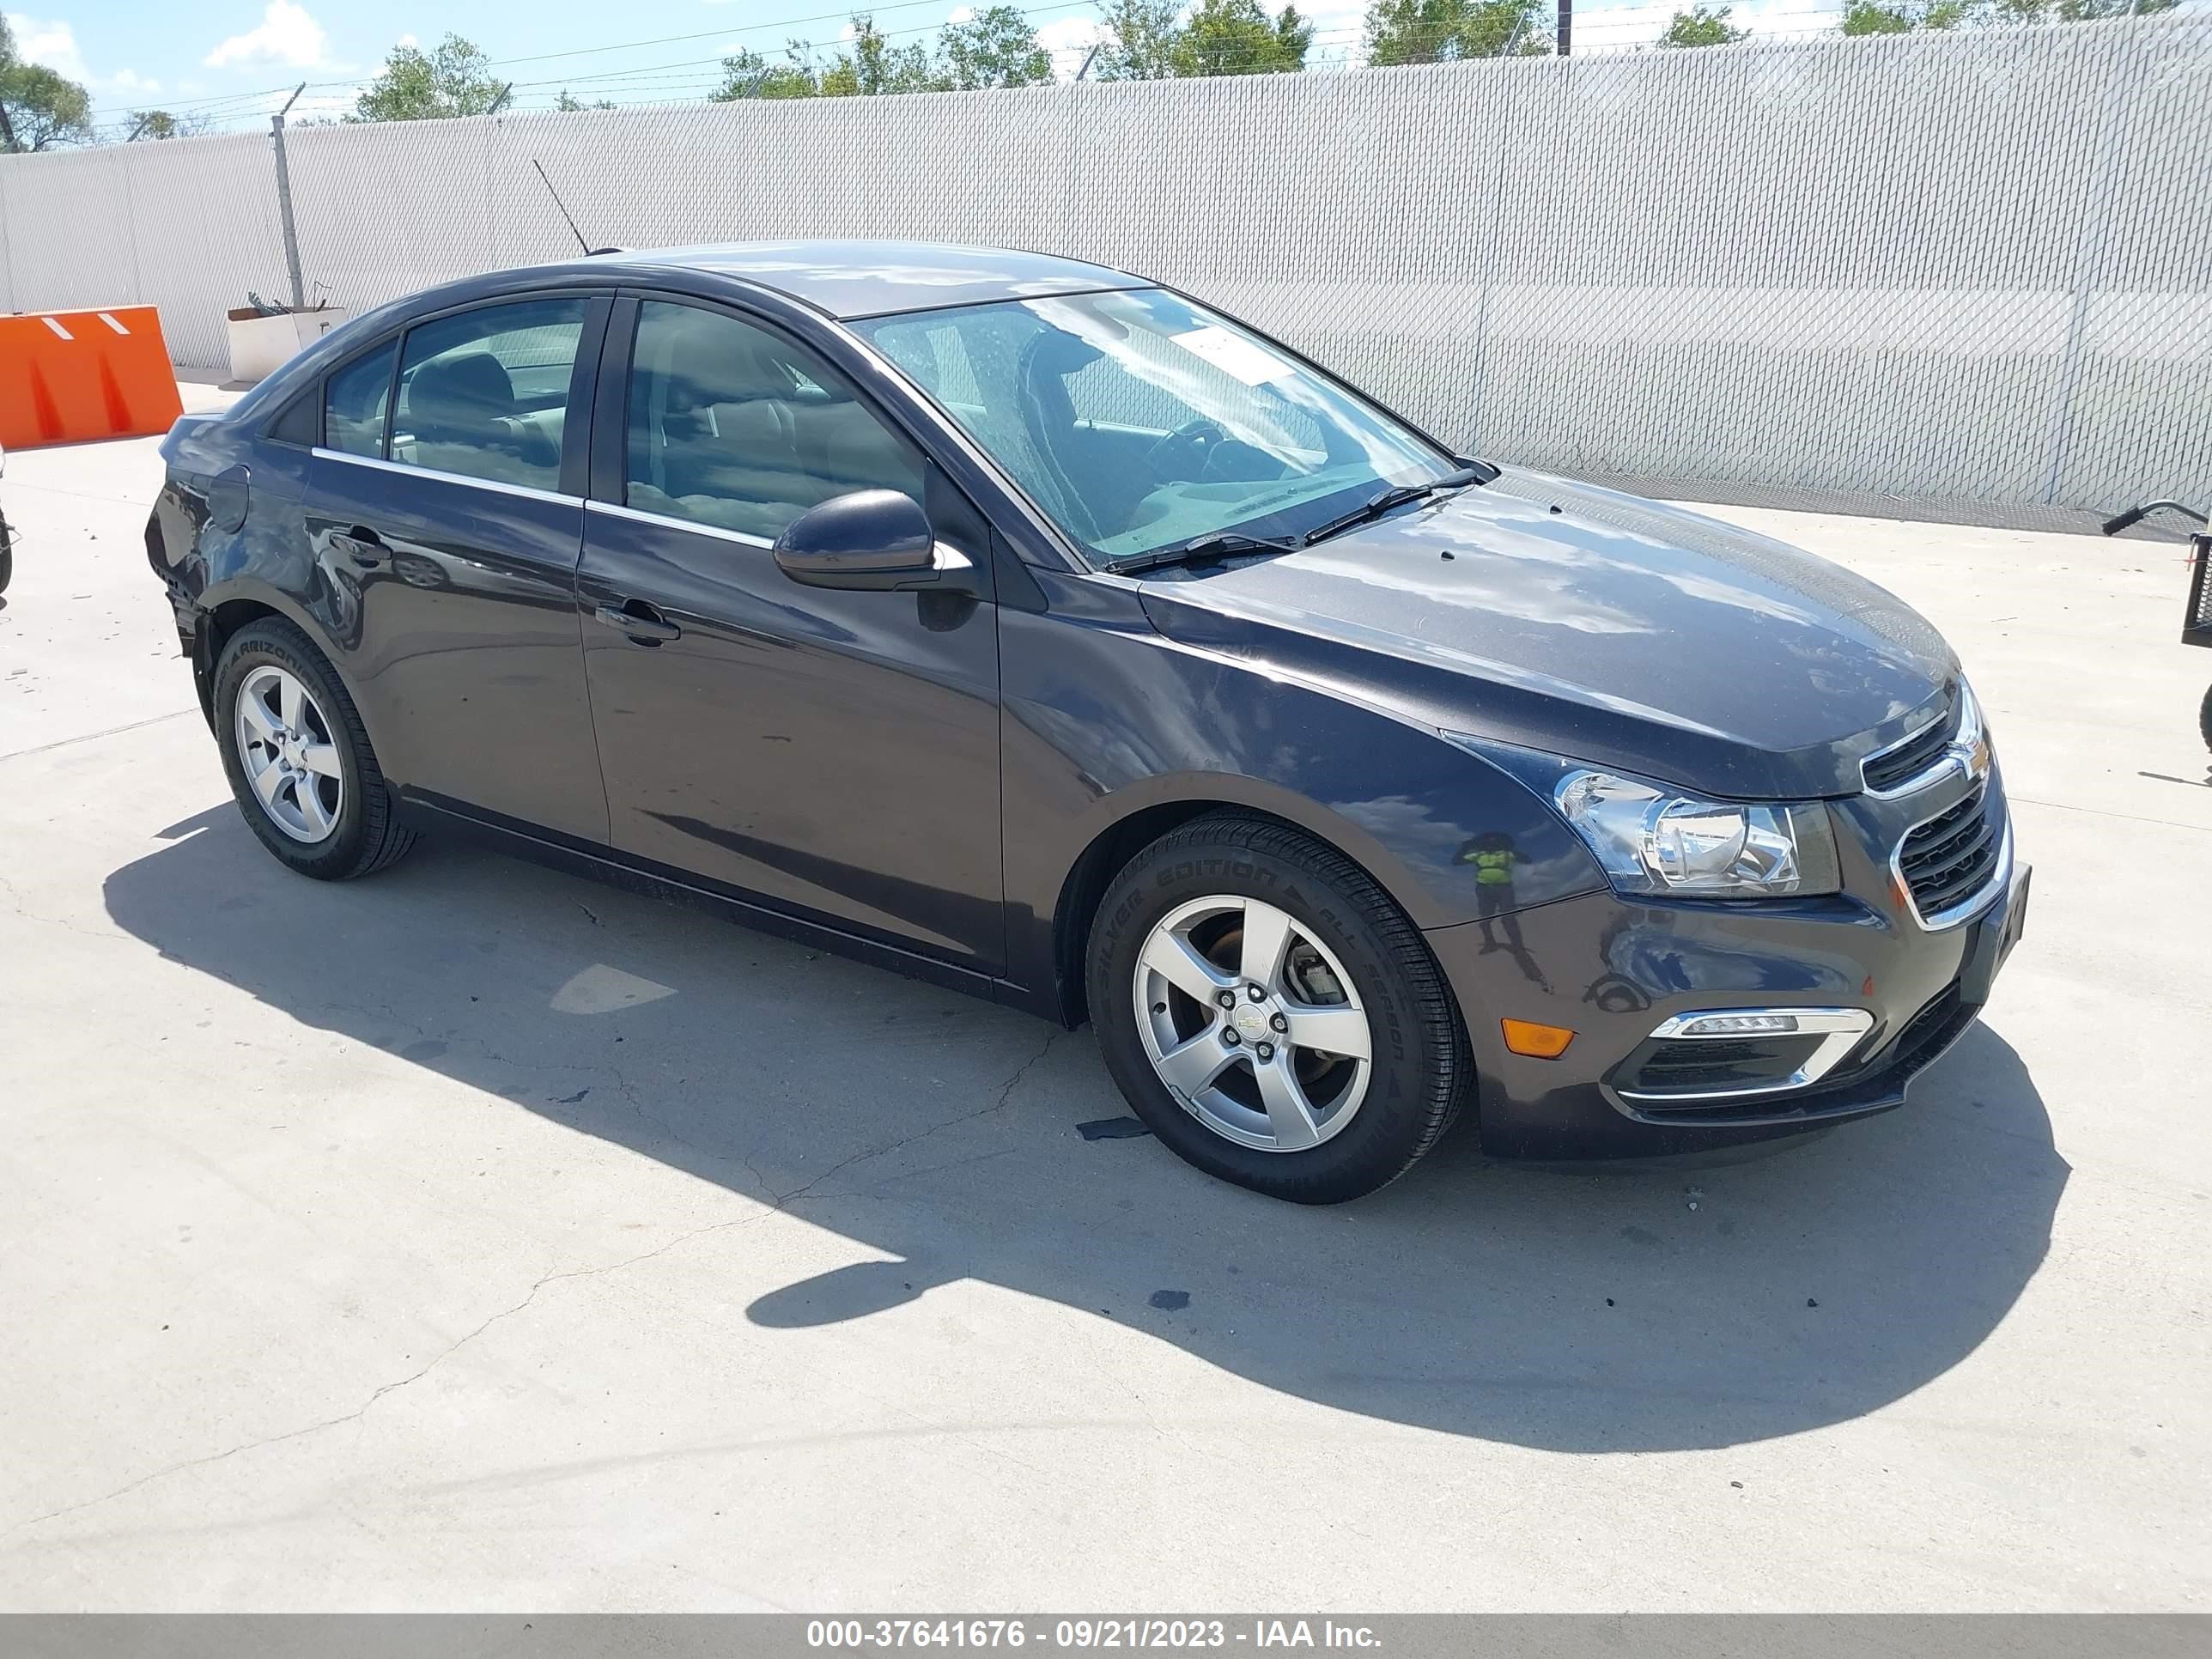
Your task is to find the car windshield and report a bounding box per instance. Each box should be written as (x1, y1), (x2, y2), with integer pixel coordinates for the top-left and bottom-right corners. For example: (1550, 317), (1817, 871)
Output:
(854, 289), (1461, 567)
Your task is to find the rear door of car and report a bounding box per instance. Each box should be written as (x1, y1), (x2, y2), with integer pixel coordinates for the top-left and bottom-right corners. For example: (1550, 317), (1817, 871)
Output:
(305, 293), (613, 843)
(574, 292), (1006, 973)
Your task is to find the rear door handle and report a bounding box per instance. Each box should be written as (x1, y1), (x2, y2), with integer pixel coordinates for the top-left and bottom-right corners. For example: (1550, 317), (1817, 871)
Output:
(330, 526), (387, 568)
(595, 600), (681, 645)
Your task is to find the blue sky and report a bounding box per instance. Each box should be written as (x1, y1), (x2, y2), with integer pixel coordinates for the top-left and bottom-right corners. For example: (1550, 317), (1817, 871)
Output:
(13, 0), (1852, 138)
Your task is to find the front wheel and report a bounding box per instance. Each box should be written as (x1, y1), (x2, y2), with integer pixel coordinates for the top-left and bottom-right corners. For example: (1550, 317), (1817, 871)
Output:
(1086, 813), (1471, 1203)
(2201, 683), (2212, 753)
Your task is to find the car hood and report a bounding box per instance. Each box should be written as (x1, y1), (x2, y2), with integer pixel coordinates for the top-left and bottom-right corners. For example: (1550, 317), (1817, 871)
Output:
(1133, 469), (1958, 800)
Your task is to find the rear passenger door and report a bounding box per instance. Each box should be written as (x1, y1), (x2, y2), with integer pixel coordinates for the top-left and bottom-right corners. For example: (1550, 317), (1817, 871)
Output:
(575, 295), (1006, 973)
(307, 295), (611, 843)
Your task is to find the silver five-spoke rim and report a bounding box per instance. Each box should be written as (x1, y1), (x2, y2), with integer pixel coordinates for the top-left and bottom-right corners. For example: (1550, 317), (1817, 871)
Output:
(1133, 896), (1374, 1154)
(234, 665), (344, 844)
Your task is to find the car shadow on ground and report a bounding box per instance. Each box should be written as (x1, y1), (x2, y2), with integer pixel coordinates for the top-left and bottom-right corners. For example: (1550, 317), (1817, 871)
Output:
(106, 802), (2068, 1454)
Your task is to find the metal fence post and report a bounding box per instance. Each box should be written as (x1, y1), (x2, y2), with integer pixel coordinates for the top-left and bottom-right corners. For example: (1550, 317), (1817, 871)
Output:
(270, 82), (307, 311)
(2039, 36), (2135, 506)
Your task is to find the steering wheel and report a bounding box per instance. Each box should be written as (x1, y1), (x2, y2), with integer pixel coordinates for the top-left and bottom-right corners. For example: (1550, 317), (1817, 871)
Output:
(1144, 418), (1230, 481)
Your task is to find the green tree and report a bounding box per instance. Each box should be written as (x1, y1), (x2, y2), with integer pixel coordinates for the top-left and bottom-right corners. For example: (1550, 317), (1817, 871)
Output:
(1094, 0), (1187, 79)
(841, 15), (943, 94)
(1837, 0), (2168, 31)
(555, 90), (617, 112)
(1657, 3), (1750, 45)
(1363, 0), (1549, 65)
(128, 107), (215, 139)
(709, 44), (827, 100)
(0, 16), (94, 152)
(1172, 0), (1311, 75)
(350, 33), (504, 122)
(1990, 0), (2175, 16)
(939, 5), (1053, 88)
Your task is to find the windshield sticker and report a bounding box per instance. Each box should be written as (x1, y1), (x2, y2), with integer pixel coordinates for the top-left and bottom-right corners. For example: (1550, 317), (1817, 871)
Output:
(1171, 326), (1293, 387)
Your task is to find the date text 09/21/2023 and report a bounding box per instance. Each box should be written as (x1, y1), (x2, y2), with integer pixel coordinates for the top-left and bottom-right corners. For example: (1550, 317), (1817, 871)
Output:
(805, 1620), (1382, 1650)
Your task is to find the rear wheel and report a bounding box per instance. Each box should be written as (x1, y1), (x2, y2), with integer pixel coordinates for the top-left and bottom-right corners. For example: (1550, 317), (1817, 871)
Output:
(213, 618), (416, 880)
(1087, 813), (1470, 1203)
(2201, 683), (2211, 753)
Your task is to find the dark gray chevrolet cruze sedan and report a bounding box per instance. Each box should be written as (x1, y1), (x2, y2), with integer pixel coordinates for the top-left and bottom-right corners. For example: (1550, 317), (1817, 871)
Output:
(147, 241), (2028, 1202)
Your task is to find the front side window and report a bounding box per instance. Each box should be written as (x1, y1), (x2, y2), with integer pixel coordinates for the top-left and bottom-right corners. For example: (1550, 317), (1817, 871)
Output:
(623, 300), (923, 541)
(392, 298), (586, 490)
(324, 339), (397, 459)
(854, 289), (1457, 566)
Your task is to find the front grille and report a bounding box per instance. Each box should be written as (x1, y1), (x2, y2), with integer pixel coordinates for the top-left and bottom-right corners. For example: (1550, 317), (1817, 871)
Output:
(1863, 704), (1957, 793)
(1622, 1035), (1825, 1097)
(1898, 781), (2000, 920)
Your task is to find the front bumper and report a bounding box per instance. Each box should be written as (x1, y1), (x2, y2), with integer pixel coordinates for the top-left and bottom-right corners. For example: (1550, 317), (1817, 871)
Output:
(1427, 852), (2030, 1160)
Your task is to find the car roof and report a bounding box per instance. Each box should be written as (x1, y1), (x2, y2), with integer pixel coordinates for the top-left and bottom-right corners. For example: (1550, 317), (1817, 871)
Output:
(589, 240), (1152, 320)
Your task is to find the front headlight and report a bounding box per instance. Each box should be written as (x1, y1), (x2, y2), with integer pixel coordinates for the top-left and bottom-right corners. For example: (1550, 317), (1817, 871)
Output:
(1551, 770), (1840, 898)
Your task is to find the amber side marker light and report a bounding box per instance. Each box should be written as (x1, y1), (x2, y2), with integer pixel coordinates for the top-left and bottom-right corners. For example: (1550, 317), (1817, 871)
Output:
(1501, 1018), (1576, 1059)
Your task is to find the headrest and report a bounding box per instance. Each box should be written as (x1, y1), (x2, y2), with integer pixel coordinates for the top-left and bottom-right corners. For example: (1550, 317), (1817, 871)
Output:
(1020, 328), (1103, 378)
(664, 319), (795, 408)
(411, 352), (514, 431)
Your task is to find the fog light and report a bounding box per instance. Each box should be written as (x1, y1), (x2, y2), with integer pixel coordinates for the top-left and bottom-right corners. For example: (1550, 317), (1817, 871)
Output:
(1677, 1013), (1800, 1036)
(1501, 1018), (1576, 1058)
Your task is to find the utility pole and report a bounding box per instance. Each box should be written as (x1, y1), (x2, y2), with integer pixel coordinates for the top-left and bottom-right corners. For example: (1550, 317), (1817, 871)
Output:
(1557, 0), (1571, 55)
(270, 82), (307, 311)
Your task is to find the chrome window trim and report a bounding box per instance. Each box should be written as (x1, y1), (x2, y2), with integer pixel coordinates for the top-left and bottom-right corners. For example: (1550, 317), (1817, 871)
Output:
(587, 498), (775, 550)
(1862, 683), (1983, 800)
(311, 447), (579, 507)
(1613, 1006), (1875, 1104)
(1893, 803), (2013, 933)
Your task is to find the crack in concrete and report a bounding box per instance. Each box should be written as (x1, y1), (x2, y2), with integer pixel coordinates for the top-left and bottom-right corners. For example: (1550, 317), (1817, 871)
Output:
(0, 1024), (1073, 1541)
(0, 1211), (768, 1546)
(0, 872), (131, 944)
(769, 1026), (1066, 1211)
(0, 708), (198, 765)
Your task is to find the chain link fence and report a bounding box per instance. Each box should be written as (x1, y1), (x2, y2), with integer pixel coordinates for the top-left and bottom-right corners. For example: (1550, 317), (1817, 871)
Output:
(3, 18), (2208, 512)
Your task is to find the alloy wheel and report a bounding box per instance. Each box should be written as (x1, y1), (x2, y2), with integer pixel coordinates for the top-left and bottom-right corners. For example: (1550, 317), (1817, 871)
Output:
(1132, 895), (1374, 1153)
(233, 664), (345, 844)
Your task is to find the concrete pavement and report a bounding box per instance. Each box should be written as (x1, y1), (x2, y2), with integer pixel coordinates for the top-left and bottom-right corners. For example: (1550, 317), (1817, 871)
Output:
(1, 404), (2206, 1609)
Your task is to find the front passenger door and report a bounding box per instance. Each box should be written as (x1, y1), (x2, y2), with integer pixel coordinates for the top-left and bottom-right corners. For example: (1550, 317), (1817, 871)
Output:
(575, 297), (1006, 972)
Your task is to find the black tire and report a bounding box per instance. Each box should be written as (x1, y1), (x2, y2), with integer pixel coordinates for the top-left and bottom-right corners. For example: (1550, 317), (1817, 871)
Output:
(212, 618), (416, 880)
(1086, 812), (1470, 1204)
(2201, 683), (2212, 754)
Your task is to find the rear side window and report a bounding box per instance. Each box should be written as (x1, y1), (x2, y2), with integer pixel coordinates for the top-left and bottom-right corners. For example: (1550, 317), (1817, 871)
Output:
(325, 341), (397, 459)
(392, 299), (586, 492)
(267, 388), (319, 448)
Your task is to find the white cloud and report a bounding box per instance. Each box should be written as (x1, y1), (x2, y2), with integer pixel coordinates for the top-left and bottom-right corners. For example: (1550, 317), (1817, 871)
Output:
(1035, 14), (1106, 59)
(204, 1), (334, 70)
(946, 5), (977, 21)
(4, 13), (88, 81)
(395, 32), (417, 49)
(3, 14), (165, 96)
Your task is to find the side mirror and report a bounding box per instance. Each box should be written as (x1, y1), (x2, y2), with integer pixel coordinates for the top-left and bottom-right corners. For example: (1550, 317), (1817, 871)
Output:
(775, 490), (961, 592)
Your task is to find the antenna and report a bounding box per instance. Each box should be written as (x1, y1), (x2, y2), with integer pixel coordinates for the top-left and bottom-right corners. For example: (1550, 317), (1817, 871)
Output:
(532, 159), (591, 256)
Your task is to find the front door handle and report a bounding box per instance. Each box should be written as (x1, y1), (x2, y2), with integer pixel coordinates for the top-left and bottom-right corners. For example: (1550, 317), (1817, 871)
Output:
(595, 600), (681, 646)
(330, 526), (387, 568)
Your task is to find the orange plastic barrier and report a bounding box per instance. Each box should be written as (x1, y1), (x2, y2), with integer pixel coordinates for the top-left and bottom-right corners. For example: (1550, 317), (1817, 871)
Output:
(0, 305), (185, 449)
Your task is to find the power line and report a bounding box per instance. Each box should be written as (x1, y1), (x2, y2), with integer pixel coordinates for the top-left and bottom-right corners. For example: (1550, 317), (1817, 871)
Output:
(85, 4), (1863, 136)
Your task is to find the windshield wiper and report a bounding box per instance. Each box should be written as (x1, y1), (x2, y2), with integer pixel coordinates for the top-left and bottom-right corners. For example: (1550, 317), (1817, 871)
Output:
(1299, 465), (1486, 549)
(1112, 530), (1303, 576)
